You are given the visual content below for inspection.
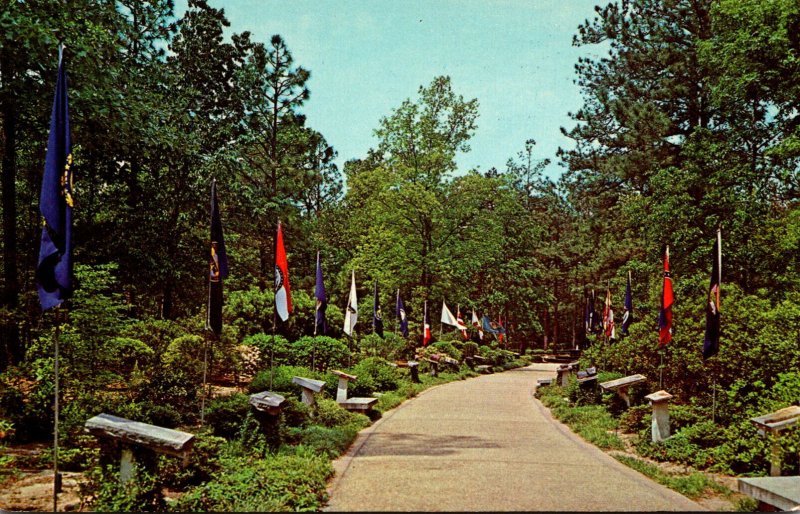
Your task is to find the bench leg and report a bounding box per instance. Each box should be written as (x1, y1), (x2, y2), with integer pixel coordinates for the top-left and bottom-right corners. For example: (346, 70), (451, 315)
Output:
(300, 388), (316, 407)
(770, 441), (782, 477)
(336, 377), (349, 403)
(120, 446), (135, 484)
(618, 388), (631, 408)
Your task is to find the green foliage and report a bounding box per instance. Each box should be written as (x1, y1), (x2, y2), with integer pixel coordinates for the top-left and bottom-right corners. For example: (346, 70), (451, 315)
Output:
(430, 341), (462, 362)
(83, 463), (165, 512)
(347, 357), (400, 396)
(289, 336), (350, 372)
(248, 365), (324, 396)
(537, 383), (623, 450)
(173, 448), (333, 511)
(205, 393), (251, 439)
(159, 433), (226, 490)
(613, 455), (729, 500)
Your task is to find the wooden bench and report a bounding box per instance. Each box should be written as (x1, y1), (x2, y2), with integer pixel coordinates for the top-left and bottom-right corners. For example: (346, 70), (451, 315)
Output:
(85, 413), (194, 483)
(292, 376), (326, 407)
(751, 405), (800, 477)
(599, 374), (646, 408)
(738, 476), (800, 511)
(249, 391), (286, 415)
(330, 369), (378, 412)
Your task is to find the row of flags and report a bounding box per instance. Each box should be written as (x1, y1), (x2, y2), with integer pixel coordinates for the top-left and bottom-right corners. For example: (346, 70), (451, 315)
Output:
(582, 231), (722, 361)
(34, 51), (722, 364)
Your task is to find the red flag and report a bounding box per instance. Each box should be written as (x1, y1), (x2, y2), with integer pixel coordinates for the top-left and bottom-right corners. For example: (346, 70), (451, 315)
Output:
(275, 221), (292, 321)
(603, 288), (615, 339)
(423, 300), (431, 346)
(456, 306), (468, 340)
(658, 246), (673, 345)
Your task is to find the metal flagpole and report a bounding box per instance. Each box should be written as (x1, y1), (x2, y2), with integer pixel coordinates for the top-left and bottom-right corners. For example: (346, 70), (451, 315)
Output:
(53, 308), (62, 512)
(200, 333), (209, 425)
(659, 349), (664, 389)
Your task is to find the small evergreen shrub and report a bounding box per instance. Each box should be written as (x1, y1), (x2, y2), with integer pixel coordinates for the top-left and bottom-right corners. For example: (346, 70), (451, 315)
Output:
(205, 393), (250, 439)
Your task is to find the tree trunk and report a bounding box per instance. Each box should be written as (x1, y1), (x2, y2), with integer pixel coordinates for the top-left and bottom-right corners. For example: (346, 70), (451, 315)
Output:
(1, 48), (21, 368)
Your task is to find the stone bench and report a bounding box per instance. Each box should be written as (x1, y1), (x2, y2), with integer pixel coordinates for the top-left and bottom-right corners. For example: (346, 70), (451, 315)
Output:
(331, 369), (378, 412)
(393, 360), (420, 382)
(85, 413), (194, 483)
(751, 405), (800, 477)
(599, 374), (646, 408)
(423, 358), (440, 376)
(292, 376), (326, 407)
(475, 364), (493, 374)
(644, 390), (673, 442)
(536, 378), (553, 387)
(576, 367), (598, 385)
(738, 476), (800, 511)
(249, 391), (285, 415)
(556, 361), (580, 386)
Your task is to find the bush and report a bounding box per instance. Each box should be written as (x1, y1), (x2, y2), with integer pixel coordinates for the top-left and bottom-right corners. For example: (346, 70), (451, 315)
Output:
(314, 398), (368, 429)
(430, 341), (462, 362)
(241, 333), (290, 369)
(619, 404), (650, 433)
(287, 424), (362, 458)
(347, 357), (400, 395)
(159, 433), (226, 490)
(289, 336), (350, 371)
(248, 365), (323, 395)
(205, 394), (251, 439)
(175, 447), (333, 511)
(280, 396), (311, 428)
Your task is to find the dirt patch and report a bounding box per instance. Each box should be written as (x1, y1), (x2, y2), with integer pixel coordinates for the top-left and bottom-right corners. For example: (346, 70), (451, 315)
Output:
(0, 470), (86, 512)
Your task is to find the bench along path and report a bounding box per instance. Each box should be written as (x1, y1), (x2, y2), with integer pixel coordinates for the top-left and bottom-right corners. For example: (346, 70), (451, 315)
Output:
(325, 364), (704, 511)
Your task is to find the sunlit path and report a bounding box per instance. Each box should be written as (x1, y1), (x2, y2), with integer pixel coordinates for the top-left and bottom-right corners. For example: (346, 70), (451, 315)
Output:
(325, 364), (704, 512)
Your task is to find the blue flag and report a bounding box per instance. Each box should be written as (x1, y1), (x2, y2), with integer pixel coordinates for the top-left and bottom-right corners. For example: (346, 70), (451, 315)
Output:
(314, 252), (327, 335)
(396, 289), (408, 338)
(622, 272), (633, 335)
(481, 315), (500, 339)
(703, 230), (721, 360)
(37, 50), (74, 310)
(206, 180), (228, 335)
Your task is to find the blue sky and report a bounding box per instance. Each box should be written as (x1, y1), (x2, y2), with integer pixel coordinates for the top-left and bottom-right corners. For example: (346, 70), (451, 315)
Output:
(176, 0), (606, 179)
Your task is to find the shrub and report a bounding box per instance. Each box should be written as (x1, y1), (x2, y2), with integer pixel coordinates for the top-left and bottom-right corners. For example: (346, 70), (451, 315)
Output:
(280, 396), (311, 428)
(175, 447), (333, 511)
(430, 341), (462, 362)
(461, 342), (479, 359)
(241, 333), (290, 369)
(619, 404), (650, 433)
(205, 394), (251, 439)
(248, 365), (322, 395)
(287, 424), (362, 458)
(347, 357), (400, 395)
(314, 398), (368, 429)
(159, 433), (226, 490)
(289, 336), (350, 371)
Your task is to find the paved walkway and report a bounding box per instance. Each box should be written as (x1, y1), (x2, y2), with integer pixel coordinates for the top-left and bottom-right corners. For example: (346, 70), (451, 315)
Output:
(325, 364), (704, 511)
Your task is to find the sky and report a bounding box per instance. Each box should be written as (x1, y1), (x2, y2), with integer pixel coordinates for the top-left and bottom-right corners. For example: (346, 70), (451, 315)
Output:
(175, 0), (607, 180)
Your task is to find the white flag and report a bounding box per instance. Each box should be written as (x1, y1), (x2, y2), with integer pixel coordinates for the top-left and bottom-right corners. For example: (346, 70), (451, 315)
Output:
(472, 309), (483, 340)
(344, 270), (358, 336)
(441, 300), (467, 329)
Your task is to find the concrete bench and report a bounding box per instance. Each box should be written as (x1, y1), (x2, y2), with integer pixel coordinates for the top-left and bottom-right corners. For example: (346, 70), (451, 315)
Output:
(644, 390), (673, 442)
(599, 374), (646, 408)
(751, 405), (800, 476)
(85, 413), (194, 482)
(292, 376), (326, 407)
(536, 378), (553, 387)
(424, 358), (440, 376)
(331, 369), (378, 412)
(738, 476), (800, 511)
(475, 365), (493, 374)
(249, 391), (285, 415)
(556, 362), (580, 386)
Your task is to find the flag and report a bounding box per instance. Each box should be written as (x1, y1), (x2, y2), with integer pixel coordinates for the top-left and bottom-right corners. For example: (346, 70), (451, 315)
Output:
(37, 49), (74, 311)
(603, 288), (615, 339)
(274, 222), (292, 321)
(496, 315), (506, 344)
(373, 280), (384, 337)
(472, 309), (483, 340)
(441, 300), (467, 329)
(314, 252), (327, 336)
(703, 230), (722, 360)
(396, 290), (409, 338)
(344, 270), (358, 337)
(206, 180), (229, 335)
(481, 315), (500, 339)
(622, 271), (633, 335)
(456, 306), (468, 340)
(423, 301), (431, 346)
(658, 246), (674, 346)
(585, 290), (601, 336)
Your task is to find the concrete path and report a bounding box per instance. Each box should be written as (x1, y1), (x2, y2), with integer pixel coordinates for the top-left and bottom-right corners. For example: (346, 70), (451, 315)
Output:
(325, 364), (704, 511)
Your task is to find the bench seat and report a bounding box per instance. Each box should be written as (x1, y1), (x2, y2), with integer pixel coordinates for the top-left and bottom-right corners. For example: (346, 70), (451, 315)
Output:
(339, 397), (378, 411)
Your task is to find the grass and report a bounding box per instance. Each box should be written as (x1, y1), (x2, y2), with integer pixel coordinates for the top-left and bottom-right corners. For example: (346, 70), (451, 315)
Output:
(612, 454), (731, 500)
(537, 384), (625, 450)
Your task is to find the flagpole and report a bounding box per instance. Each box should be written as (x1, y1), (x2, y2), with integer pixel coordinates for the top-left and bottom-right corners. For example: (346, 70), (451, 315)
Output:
(53, 307), (62, 512)
(394, 289), (399, 336)
(200, 333), (210, 425)
(659, 348), (664, 389)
